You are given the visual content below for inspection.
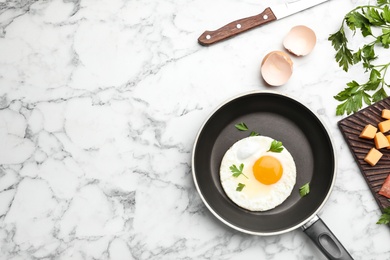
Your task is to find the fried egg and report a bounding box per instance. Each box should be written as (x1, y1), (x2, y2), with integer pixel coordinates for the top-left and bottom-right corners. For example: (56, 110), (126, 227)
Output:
(220, 136), (296, 211)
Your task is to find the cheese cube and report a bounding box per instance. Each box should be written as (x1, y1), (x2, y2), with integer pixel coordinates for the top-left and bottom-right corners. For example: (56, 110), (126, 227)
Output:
(387, 135), (390, 149)
(382, 109), (390, 119)
(364, 148), (383, 166)
(378, 119), (390, 133)
(359, 124), (377, 139)
(375, 132), (390, 149)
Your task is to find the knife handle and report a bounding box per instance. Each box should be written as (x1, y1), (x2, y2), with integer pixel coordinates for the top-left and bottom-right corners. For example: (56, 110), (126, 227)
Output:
(198, 7), (277, 46)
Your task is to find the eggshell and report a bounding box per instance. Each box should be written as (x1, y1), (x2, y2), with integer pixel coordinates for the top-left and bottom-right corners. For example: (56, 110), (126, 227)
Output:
(283, 25), (316, 56)
(260, 51), (293, 86)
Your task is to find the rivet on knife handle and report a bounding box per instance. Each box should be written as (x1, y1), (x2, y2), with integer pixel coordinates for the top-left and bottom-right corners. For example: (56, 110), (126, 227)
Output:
(198, 7), (277, 46)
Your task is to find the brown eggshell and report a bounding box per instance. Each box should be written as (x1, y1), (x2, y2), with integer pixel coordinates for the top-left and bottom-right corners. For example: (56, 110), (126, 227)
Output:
(283, 25), (316, 56)
(260, 51), (293, 86)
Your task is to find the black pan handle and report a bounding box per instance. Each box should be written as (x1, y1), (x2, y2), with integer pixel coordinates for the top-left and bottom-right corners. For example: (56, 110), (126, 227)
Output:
(302, 215), (353, 260)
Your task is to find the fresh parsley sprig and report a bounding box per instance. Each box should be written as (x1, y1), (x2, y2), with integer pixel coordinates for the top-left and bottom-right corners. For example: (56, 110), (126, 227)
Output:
(268, 140), (284, 153)
(377, 206), (390, 224)
(230, 163), (248, 179)
(329, 0), (390, 115)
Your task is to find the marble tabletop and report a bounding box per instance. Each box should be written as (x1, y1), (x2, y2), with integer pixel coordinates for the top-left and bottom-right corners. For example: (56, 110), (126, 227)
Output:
(1, 0), (390, 259)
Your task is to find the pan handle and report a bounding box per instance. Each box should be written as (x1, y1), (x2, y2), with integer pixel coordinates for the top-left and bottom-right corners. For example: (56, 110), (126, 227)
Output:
(302, 215), (353, 260)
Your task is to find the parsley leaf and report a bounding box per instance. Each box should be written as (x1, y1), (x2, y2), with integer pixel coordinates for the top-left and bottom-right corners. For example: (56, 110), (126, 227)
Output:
(378, 0), (390, 7)
(250, 131), (260, 136)
(329, 29), (354, 72)
(235, 122), (248, 131)
(334, 82), (371, 115)
(383, 5), (390, 22)
(376, 206), (390, 224)
(268, 140), (284, 153)
(299, 182), (310, 197)
(236, 183), (245, 191)
(229, 164), (248, 179)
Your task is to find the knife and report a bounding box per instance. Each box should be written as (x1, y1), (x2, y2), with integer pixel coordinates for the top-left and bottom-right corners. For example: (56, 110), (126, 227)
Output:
(198, 0), (329, 46)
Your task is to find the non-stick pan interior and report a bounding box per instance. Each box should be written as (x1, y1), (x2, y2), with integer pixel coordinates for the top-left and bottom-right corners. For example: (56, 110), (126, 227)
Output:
(192, 92), (335, 234)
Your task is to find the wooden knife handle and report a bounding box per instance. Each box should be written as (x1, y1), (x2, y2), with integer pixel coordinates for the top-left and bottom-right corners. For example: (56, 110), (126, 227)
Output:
(198, 7), (277, 46)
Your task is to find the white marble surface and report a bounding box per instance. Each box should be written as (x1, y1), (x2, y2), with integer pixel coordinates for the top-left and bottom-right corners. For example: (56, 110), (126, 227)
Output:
(0, 0), (389, 259)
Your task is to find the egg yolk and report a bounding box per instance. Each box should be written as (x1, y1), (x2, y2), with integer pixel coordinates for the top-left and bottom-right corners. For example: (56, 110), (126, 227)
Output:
(253, 156), (283, 185)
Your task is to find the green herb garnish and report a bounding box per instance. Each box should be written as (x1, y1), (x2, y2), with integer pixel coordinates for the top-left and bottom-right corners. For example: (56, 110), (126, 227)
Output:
(268, 140), (284, 153)
(299, 182), (310, 197)
(377, 206), (390, 224)
(235, 122), (248, 131)
(329, 0), (390, 115)
(236, 183), (246, 191)
(234, 122), (260, 136)
(229, 163), (248, 179)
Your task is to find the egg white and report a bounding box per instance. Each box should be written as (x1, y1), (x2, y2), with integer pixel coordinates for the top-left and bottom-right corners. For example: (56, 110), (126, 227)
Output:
(220, 136), (296, 211)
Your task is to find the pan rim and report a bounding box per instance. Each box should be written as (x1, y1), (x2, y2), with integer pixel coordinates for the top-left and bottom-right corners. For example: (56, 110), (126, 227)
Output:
(191, 90), (337, 236)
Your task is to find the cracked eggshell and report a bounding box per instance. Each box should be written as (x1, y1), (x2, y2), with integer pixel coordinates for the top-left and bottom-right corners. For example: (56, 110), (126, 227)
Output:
(260, 51), (293, 87)
(283, 25), (316, 56)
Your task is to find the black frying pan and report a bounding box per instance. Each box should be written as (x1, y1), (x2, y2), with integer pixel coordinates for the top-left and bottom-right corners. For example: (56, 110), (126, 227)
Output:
(192, 91), (353, 260)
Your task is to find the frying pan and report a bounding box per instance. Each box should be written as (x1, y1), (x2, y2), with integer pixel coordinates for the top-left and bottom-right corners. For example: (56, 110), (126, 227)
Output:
(191, 91), (353, 260)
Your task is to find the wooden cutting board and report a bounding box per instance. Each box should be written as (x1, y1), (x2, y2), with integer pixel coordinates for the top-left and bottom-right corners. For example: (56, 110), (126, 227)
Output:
(338, 97), (390, 211)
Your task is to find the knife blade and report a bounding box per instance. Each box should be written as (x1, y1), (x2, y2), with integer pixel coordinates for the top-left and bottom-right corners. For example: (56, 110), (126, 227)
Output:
(198, 0), (329, 46)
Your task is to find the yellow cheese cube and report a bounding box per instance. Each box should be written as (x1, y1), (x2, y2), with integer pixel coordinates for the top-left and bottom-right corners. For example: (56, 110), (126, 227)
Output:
(359, 124), (377, 139)
(364, 148), (383, 166)
(375, 132), (390, 149)
(378, 119), (390, 133)
(387, 135), (390, 149)
(382, 109), (390, 119)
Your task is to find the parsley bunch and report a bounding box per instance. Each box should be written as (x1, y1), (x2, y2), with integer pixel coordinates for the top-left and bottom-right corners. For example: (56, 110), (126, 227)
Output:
(329, 0), (390, 115)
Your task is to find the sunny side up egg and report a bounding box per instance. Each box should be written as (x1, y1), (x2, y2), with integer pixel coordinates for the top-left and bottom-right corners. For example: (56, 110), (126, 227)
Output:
(220, 136), (296, 211)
